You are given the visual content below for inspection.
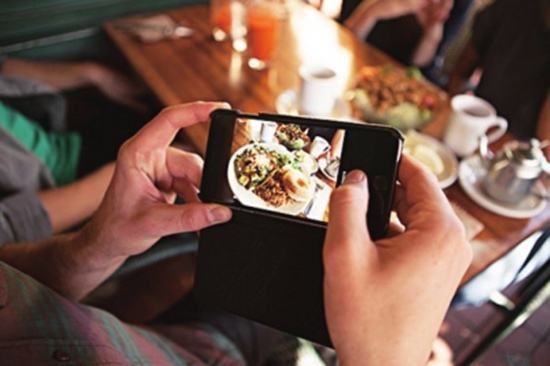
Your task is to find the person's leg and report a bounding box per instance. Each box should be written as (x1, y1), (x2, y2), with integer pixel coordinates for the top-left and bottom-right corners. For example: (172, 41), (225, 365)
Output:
(157, 293), (299, 366)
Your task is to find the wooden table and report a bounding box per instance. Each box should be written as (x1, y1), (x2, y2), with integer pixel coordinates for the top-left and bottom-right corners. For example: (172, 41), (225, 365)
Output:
(104, 3), (549, 283)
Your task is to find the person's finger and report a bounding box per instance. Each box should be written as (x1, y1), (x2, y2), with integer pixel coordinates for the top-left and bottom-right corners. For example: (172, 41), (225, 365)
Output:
(387, 218), (405, 237)
(392, 184), (410, 225)
(131, 101), (230, 151)
(138, 202), (232, 238)
(396, 154), (449, 228)
(430, 337), (453, 362)
(324, 170), (371, 270)
(166, 148), (204, 188)
(173, 179), (201, 204)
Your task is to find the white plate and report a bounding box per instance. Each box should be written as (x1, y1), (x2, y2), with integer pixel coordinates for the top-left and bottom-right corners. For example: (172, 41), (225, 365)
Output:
(275, 89), (354, 120)
(228, 143), (315, 215)
(293, 150), (319, 175)
(458, 155), (547, 219)
(404, 131), (458, 189)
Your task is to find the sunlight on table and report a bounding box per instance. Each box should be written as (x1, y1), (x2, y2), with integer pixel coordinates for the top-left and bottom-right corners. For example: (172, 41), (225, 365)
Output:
(290, 7), (352, 95)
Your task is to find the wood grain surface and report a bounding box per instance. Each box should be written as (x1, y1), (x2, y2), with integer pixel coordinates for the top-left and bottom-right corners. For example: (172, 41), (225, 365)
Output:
(105, 3), (549, 284)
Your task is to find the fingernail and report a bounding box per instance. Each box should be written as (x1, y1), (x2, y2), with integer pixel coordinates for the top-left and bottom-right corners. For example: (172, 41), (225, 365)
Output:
(208, 206), (232, 223)
(343, 170), (365, 185)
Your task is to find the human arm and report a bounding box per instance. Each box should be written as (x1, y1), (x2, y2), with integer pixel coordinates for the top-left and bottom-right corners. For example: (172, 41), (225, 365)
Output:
(412, 0), (453, 66)
(447, 0), (502, 95)
(0, 102), (232, 300)
(536, 91), (550, 160)
(446, 39), (479, 95)
(1, 58), (145, 110)
(1, 58), (98, 90)
(38, 162), (115, 234)
(0, 192), (52, 245)
(323, 155), (472, 365)
(345, 0), (428, 40)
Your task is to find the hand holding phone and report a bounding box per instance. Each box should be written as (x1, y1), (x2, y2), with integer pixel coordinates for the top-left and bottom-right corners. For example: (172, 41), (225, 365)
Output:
(197, 109), (403, 345)
(324, 156), (472, 364)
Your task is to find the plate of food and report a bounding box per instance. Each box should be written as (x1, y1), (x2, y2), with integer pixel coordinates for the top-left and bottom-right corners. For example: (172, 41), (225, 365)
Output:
(228, 143), (316, 215)
(348, 65), (443, 130)
(293, 150), (319, 175)
(275, 123), (311, 150)
(403, 131), (458, 189)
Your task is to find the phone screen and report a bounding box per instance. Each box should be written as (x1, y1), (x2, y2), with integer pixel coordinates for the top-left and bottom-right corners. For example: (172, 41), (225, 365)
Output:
(228, 118), (345, 223)
(202, 110), (402, 236)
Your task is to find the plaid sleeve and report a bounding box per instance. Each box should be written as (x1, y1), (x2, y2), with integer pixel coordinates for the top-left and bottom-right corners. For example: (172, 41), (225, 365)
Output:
(0, 261), (244, 365)
(0, 191), (52, 245)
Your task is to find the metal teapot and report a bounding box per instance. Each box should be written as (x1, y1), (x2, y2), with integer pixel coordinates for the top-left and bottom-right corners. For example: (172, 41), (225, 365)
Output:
(479, 136), (550, 204)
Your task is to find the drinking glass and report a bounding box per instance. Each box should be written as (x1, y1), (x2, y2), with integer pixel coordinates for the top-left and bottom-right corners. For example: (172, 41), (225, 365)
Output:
(210, 0), (248, 52)
(247, 0), (280, 70)
(210, 0), (231, 41)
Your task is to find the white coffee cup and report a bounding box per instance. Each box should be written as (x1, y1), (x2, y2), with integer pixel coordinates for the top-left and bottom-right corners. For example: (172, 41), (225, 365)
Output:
(248, 120), (277, 142)
(259, 122), (277, 143)
(298, 65), (338, 116)
(443, 94), (508, 157)
(309, 136), (331, 158)
(248, 119), (262, 141)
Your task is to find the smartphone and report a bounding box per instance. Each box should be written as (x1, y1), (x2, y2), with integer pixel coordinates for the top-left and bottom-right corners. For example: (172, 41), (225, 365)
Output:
(196, 109), (403, 346)
(200, 109), (403, 237)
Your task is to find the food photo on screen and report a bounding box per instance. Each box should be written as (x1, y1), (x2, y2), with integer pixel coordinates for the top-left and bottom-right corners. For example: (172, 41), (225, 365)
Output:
(227, 119), (345, 222)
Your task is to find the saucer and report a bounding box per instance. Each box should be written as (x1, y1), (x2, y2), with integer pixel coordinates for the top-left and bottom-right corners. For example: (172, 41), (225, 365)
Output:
(458, 155), (547, 219)
(318, 158), (338, 182)
(404, 131), (458, 189)
(275, 89), (354, 120)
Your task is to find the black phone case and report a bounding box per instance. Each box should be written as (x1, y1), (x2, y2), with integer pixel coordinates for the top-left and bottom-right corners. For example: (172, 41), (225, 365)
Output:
(196, 110), (402, 346)
(196, 209), (331, 345)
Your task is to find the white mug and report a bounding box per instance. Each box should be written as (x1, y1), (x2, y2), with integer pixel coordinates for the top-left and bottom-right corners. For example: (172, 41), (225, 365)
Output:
(309, 136), (331, 158)
(248, 119), (262, 141)
(298, 65), (338, 116)
(443, 94), (508, 157)
(259, 122), (277, 143)
(248, 120), (277, 143)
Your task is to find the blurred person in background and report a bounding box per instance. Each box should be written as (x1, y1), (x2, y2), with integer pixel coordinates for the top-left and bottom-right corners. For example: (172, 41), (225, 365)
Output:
(0, 57), (150, 244)
(447, 0), (550, 158)
(343, 0), (455, 66)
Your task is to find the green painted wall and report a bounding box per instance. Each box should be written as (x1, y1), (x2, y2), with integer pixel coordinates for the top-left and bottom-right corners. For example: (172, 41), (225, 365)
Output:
(0, 0), (208, 60)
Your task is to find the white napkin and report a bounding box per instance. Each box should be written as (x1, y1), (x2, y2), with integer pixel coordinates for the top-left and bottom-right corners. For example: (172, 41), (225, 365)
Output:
(451, 201), (485, 241)
(115, 15), (193, 43)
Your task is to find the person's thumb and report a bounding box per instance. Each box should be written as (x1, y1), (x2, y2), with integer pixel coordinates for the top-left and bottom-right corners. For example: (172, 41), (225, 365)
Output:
(324, 170), (371, 273)
(137, 202), (232, 239)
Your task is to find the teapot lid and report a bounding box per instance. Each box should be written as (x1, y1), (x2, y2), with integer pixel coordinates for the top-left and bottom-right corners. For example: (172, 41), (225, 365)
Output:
(503, 139), (549, 178)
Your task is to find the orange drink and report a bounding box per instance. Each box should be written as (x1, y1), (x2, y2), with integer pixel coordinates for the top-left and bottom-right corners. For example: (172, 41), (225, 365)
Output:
(247, 4), (279, 69)
(213, 6), (231, 34)
(211, 1), (231, 41)
(210, 0), (247, 51)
